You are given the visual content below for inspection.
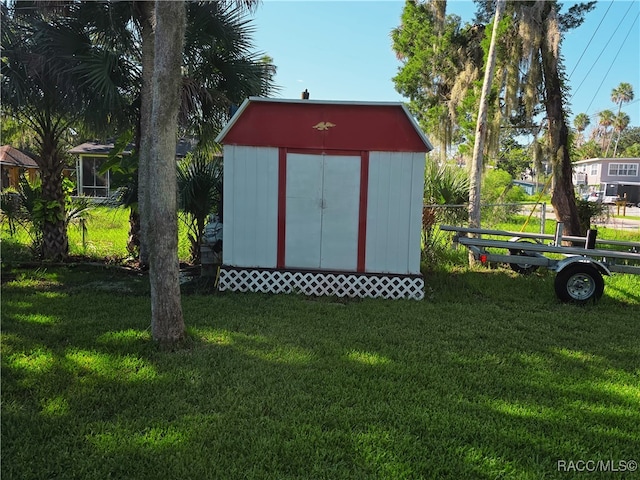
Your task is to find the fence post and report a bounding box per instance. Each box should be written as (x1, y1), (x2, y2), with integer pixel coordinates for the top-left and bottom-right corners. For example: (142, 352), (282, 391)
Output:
(540, 203), (546, 234)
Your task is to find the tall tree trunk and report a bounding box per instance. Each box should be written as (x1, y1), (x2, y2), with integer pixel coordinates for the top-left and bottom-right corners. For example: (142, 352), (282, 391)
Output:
(468, 0), (504, 262)
(38, 134), (68, 261)
(612, 130), (622, 157)
(137, 0), (155, 268)
(540, 6), (581, 236)
(611, 104), (623, 157)
(148, 0), (186, 348)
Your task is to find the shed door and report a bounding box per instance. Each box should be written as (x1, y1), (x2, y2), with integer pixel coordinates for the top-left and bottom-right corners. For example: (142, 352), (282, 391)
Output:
(285, 153), (360, 270)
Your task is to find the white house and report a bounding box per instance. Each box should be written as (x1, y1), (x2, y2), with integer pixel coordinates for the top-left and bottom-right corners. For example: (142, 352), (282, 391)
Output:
(573, 157), (640, 205)
(214, 97), (433, 300)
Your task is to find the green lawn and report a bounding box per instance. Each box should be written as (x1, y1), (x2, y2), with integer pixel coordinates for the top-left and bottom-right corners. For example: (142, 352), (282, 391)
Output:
(1, 206), (193, 263)
(2, 264), (639, 479)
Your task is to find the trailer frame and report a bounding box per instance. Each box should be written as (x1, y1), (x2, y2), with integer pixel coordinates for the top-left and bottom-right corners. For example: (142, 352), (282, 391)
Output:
(440, 223), (640, 303)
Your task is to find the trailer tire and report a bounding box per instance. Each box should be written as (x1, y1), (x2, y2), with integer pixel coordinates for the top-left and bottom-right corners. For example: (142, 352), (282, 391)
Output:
(508, 241), (539, 275)
(554, 263), (604, 304)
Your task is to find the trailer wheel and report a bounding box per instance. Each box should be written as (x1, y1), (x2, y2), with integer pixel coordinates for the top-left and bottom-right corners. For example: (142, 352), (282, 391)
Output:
(554, 263), (604, 304)
(508, 241), (538, 275)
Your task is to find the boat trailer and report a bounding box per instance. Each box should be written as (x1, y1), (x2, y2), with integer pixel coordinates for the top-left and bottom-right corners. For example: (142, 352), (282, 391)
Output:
(440, 223), (640, 303)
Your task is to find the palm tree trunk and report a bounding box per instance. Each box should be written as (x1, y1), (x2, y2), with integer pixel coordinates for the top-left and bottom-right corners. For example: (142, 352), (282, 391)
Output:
(38, 135), (68, 261)
(39, 178), (68, 260)
(612, 131), (622, 157)
(604, 104), (620, 157)
(148, 0), (186, 348)
(611, 103), (623, 157)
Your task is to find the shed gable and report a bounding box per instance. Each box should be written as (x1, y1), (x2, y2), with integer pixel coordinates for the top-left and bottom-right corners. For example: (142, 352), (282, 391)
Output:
(216, 98), (432, 153)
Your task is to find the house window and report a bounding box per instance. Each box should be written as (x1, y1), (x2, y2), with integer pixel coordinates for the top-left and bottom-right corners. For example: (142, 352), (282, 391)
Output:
(80, 156), (109, 197)
(590, 164), (598, 175)
(608, 163), (638, 177)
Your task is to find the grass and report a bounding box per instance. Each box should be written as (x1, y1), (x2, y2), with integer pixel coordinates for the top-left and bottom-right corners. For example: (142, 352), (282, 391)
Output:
(1, 206), (193, 263)
(612, 215), (640, 221)
(67, 207), (131, 259)
(2, 208), (640, 479)
(2, 264), (640, 479)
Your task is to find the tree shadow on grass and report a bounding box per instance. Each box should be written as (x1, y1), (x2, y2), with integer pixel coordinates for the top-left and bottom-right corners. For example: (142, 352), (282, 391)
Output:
(2, 265), (639, 479)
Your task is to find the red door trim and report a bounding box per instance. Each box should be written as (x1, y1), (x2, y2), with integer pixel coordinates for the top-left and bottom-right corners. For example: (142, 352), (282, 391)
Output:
(357, 151), (369, 272)
(277, 148), (369, 272)
(277, 147), (287, 268)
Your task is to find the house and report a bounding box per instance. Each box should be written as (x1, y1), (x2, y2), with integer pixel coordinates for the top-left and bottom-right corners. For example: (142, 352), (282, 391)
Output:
(573, 157), (640, 205)
(0, 145), (39, 190)
(68, 138), (197, 198)
(512, 180), (545, 196)
(214, 97), (433, 300)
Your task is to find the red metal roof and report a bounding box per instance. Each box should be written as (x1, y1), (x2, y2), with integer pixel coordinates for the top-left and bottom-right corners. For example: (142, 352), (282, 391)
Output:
(216, 98), (433, 152)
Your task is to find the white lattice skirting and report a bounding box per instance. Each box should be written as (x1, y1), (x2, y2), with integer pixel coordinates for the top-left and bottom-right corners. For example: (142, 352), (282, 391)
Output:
(219, 267), (424, 300)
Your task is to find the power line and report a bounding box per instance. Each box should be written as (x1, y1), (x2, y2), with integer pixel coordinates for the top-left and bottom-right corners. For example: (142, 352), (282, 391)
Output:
(568, 0), (613, 80)
(569, 0), (635, 102)
(585, 10), (639, 114)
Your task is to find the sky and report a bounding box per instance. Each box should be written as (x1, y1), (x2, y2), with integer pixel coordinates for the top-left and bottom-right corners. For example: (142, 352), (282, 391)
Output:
(250, 0), (640, 135)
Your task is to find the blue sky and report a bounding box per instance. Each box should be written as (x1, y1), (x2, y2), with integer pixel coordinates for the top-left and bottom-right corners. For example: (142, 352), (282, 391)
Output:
(251, 1), (640, 134)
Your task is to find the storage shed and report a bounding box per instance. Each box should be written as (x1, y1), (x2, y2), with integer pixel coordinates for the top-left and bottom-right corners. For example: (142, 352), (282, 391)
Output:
(215, 97), (433, 299)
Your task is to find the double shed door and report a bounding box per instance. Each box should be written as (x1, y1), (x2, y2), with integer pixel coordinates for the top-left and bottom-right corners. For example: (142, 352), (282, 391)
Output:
(285, 153), (361, 270)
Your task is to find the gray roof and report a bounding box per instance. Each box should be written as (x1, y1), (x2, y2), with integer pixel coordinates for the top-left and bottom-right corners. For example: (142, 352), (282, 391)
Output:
(69, 138), (197, 158)
(573, 157), (640, 165)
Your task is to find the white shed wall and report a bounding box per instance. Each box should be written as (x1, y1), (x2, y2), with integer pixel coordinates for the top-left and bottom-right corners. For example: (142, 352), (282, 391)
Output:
(223, 145), (279, 267)
(365, 151), (425, 274)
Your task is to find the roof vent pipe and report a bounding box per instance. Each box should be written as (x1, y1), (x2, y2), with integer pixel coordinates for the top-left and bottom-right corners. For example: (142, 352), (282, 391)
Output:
(301, 89), (310, 99)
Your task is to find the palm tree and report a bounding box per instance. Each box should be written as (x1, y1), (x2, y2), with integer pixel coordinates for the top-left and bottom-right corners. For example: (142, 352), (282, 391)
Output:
(610, 82), (634, 156)
(178, 1), (278, 150)
(177, 152), (223, 264)
(56, 1), (274, 266)
(1, 2), (134, 260)
(422, 159), (469, 263)
(612, 112), (631, 157)
(573, 113), (590, 147)
(597, 109), (615, 153)
(611, 82), (634, 115)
